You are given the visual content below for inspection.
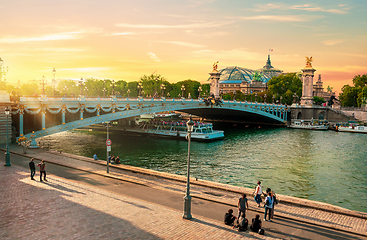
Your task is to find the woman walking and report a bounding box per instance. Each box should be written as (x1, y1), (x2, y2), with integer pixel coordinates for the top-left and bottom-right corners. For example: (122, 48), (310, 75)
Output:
(254, 181), (263, 207)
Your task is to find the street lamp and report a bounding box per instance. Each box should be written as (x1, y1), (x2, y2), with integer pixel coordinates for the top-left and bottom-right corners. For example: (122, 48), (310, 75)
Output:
(102, 79), (107, 97)
(138, 82), (143, 97)
(141, 90), (145, 98)
(110, 79), (115, 96)
(79, 78), (84, 95)
(4, 107), (11, 166)
(198, 86), (202, 99)
(104, 121), (111, 173)
(255, 92), (258, 103)
(181, 85), (185, 99)
(155, 78), (159, 98)
(127, 89), (130, 98)
(84, 87), (88, 97)
(167, 92), (170, 98)
(272, 95), (275, 104)
(183, 115), (194, 219)
(52, 68), (56, 97)
(264, 94), (267, 103)
(160, 83), (166, 98)
(40, 75), (47, 95)
(63, 86), (68, 97)
(280, 96), (283, 105)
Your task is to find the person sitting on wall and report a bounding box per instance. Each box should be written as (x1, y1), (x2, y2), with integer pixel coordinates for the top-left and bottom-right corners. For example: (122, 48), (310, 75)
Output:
(250, 214), (262, 233)
(93, 153), (99, 161)
(115, 156), (121, 164)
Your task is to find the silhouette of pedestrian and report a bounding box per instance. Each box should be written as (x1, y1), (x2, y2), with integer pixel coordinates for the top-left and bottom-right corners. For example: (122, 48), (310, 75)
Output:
(29, 158), (36, 180)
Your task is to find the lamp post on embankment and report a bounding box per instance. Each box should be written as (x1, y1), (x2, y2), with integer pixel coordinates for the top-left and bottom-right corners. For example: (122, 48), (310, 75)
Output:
(105, 121), (112, 173)
(183, 115), (194, 220)
(4, 107), (11, 166)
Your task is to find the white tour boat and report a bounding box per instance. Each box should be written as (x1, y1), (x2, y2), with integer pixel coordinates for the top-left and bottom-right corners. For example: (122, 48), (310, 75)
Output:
(289, 119), (329, 131)
(129, 113), (225, 141)
(336, 124), (367, 134)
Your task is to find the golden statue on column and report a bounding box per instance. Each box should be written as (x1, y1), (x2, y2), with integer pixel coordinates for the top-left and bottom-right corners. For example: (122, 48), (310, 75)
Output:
(212, 61), (219, 72)
(305, 56), (313, 68)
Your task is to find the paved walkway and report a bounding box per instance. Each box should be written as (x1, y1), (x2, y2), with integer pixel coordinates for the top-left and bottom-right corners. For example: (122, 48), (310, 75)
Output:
(0, 165), (278, 240)
(1, 144), (367, 239)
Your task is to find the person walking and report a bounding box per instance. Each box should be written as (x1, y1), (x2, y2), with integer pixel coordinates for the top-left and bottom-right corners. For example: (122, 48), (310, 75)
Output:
(29, 158), (36, 180)
(237, 193), (248, 219)
(38, 160), (47, 182)
(264, 192), (274, 221)
(254, 181), (263, 207)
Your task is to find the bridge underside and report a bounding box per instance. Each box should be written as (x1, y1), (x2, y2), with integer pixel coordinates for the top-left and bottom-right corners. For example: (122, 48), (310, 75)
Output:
(182, 108), (286, 125)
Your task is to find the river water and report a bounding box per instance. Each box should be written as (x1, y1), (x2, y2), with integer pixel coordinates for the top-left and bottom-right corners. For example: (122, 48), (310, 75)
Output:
(40, 123), (367, 213)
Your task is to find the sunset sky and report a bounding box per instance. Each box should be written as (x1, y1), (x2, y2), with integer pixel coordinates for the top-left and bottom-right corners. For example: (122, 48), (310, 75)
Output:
(1, 0), (366, 93)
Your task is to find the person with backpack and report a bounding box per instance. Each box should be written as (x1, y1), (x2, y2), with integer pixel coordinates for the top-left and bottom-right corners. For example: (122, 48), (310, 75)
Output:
(234, 212), (248, 231)
(264, 191), (274, 221)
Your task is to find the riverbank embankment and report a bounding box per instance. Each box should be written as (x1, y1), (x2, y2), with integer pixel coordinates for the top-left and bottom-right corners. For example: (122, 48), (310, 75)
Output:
(1, 144), (367, 237)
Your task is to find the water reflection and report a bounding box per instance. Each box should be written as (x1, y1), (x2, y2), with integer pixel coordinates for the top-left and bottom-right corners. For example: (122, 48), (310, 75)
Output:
(41, 124), (367, 213)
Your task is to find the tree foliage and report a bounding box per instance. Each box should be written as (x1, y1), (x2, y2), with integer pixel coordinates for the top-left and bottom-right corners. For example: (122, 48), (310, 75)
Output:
(339, 74), (367, 107)
(267, 73), (302, 105)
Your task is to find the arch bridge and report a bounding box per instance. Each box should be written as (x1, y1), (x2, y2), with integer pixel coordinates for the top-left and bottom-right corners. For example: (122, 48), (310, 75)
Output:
(12, 96), (289, 147)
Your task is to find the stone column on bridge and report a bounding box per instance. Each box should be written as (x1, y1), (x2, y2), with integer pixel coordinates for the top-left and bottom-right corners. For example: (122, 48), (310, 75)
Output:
(300, 57), (316, 106)
(209, 61), (221, 98)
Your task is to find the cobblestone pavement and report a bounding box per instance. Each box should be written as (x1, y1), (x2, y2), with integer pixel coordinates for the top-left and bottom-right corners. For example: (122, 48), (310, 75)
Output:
(0, 165), (279, 240)
(2, 145), (367, 238)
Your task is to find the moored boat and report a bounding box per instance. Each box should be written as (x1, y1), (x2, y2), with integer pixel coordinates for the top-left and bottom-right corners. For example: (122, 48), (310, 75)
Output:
(128, 113), (224, 141)
(289, 119), (329, 131)
(336, 124), (367, 134)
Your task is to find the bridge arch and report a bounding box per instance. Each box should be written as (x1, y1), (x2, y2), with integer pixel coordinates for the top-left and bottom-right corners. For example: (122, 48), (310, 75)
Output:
(13, 96), (289, 146)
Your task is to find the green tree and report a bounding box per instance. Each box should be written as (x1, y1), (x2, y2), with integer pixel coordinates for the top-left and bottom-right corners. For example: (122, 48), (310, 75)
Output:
(339, 85), (359, 107)
(313, 96), (326, 106)
(352, 74), (367, 88)
(267, 73), (302, 105)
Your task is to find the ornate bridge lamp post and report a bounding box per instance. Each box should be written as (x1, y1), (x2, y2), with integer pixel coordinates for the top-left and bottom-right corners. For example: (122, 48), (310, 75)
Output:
(280, 96), (283, 105)
(272, 95), (275, 104)
(181, 85), (185, 99)
(264, 94), (267, 104)
(155, 78), (159, 98)
(63, 86), (68, 97)
(198, 86), (202, 99)
(183, 115), (194, 219)
(40, 75), (47, 95)
(110, 79), (115, 96)
(138, 82), (143, 97)
(52, 68), (56, 97)
(102, 79), (107, 97)
(79, 78), (84, 96)
(160, 83), (166, 98)
(4, 107), (11, 166)
(141, 90), (145, 98)
(84, 87), (88, 97)
(244, 93), (247, 102)
(127, 89), (130, 98)
(167, 92), (170, 98)
(255, 92), (258, 103)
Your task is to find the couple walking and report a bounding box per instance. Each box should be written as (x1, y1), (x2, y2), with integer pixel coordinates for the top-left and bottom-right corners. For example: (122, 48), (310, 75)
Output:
(29, 158), (47, 182)
(254, 181), (278, 221)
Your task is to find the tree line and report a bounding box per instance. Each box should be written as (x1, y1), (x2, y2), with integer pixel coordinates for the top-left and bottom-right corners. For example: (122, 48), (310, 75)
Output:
(4, 72), (365, 107)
